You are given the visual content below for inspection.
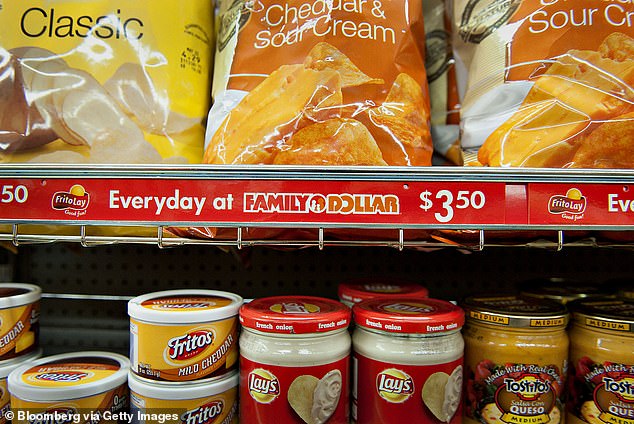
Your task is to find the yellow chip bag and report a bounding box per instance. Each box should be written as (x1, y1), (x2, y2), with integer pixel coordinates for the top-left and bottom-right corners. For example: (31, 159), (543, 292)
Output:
(206, 0), (432, 166)
(0, 1), (213, 164)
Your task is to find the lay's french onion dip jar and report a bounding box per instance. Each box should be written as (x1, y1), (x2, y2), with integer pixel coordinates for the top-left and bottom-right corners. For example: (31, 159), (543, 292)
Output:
(129, 371), (238, 424)
(8, 351), (129, 424)
(0, 349), (41, 424)
(352, 298), (464, 424)
(128, 290), (243, 382)
(239, 296), (351, 424)
(338, 279), (429, 308)
(0, 284), (41, 362)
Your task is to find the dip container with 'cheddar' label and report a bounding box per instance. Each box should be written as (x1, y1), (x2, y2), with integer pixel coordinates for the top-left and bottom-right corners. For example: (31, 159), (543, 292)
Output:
(0, 349), (41, 424)
(352, 298), (465, 424)
(129, 370), (238, 424)
(128, 290), (242, 383)
(461, 295), (569, 424)
(239, 296), (351, 424)
(8, 351), (129, 424)
(566, 298), (634, 424)
(338, 279), (429, 308)
(0, 284), (41, 362)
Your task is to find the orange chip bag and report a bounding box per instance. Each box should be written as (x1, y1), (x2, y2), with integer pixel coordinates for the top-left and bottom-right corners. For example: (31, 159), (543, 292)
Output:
(206, 0), (432, 166)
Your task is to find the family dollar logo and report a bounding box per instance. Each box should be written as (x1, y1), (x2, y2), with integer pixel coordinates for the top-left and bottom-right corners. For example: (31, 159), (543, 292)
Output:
(51, 185), (90, 217)
(548, 188), (586, 222)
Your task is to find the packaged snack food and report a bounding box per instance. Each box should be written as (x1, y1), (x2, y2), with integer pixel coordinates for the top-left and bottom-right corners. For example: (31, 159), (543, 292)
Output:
(567, 298), (634, 424)
(8, 351), (129, 424)
(461, 295), (569, 424)
(452, 0), (634, 168)
(207, 0), (433, 166)
(128, 289), (243, 383)
(129, 370), (238, 424)
(352, 298), (464, 424)
(338, 278), (429, 308)
(239, 296), (351, 423)
(0, 284), (41, 361)
(0, 1), (213, 164)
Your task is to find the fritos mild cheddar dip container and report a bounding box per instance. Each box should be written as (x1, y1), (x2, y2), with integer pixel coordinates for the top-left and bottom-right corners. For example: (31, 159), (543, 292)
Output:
(128, 290), (243, 382)
(239, 296), (351, 424)
(0, 349), (41, 424)
(129, 371), (238, 424)
(566, 298), (634, 424)
(352, 298), (464, 424)
(0, 284), (41, 362)
(8, 351), (129, 423)
(338, 279), (429, 308)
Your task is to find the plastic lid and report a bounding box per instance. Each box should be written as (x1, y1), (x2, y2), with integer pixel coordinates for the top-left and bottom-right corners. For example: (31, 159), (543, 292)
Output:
(352, 298), (464, 334)
(239, 296), (351, 334)
(0, 283), (41, 309)
(0, 349), (42, 379)
(128, 371), (238, 400)
(8, 351), (130, 402)
(462, 295), (569, 329)
(520, 278), (610, 304)
(338, 279), (429, 304)
(128, 290), (243, 324)
(568, 297), (634, 333)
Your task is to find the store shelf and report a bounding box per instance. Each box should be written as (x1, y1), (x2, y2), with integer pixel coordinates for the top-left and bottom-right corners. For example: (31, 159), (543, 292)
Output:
(2, 165), (634, 247)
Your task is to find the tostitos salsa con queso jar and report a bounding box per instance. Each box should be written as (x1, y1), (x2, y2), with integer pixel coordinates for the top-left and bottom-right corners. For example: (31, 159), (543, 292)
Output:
(461, 295), (569, 424)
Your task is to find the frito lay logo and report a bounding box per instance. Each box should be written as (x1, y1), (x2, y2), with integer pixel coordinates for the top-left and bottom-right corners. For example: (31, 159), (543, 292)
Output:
(34, 371), (90, 382)
(52, 185), (90, 211)
(167, 330), (214, 361)
(382, 302), (434, 315)
(603, 377), (634, 402)
(180, 400), (224, 424)
(243, 192), (399, 215)
(548, 188), (586, 221)
(503, 374), (551, 401)
(248, 369), (280, 404)
(270, 302), (320, 314)
(376, 368), (414, 403)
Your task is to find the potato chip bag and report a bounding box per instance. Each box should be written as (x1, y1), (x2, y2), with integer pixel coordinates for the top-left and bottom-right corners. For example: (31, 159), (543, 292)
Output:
(452, 0), (634, 168)
(207, 0), (433, 166)
(0, 1), (213, 164)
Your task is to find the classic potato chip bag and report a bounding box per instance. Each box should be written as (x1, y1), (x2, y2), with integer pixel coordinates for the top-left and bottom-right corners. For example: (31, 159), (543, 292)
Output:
(207, 0), (433, 166)
(452, 0), (634, 168)
(0, 1), (213, 164)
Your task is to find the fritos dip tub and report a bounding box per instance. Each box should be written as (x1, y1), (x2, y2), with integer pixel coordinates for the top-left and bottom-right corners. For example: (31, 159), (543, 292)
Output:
(239, 296), (351, 424)
(0, 284), (41, 361)
(129, 371), (238, 424)
(128, 290), (243, 383)
(8, 351), (129, 424)
(338, 279), (429, 308)
(566, 298), (634, 424)
(0, 349), (41, 424)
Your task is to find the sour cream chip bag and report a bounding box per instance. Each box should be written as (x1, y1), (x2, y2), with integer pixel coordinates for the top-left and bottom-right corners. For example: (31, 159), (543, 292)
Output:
(0, 1), (213, 164)
(207, 0), (433, 166)
(452, 0), (634, 168)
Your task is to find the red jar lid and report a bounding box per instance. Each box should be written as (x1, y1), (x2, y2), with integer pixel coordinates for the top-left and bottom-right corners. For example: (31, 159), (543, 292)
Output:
(353, 298), (464, 334)
(239, 296), (351, 334)
(338, 279), (429, 304)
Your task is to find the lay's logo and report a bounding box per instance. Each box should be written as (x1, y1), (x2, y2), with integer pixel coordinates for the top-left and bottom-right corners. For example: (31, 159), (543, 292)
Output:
(167, 330), (214, 361)
(383, 302), (434, 314)
(376, 368), (414, 403)
(248, 369), (280, 404)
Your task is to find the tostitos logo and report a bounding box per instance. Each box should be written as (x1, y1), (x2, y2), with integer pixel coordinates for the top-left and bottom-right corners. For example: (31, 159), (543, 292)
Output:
(548, 188), (586, 221)
(52, 184), (90, 216)
(503, 374), (551, 401)
(270, 302), (320, 314)
(603, 376), (634, 402)
(382, 302), (434, 315)
(377, 368), (414, 403)
(248, 369), (280, 404)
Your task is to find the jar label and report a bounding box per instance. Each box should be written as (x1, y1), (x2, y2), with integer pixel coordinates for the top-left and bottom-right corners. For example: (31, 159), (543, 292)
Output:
(352, 353), (463, 423)
(240, 356), (349, 423)
(569, 357), (634, 424)
(464, 360), (565, 424)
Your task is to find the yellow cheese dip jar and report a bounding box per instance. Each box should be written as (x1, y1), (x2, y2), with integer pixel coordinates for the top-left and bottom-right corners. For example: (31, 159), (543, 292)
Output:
(461, 295), (569, 424)
(566, 298), (634, 424)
